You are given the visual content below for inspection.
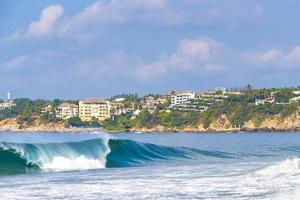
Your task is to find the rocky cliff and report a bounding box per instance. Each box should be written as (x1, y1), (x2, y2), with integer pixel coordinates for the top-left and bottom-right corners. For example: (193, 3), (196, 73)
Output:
(0, 118), (99, 132)
(1, 109), (300, 133)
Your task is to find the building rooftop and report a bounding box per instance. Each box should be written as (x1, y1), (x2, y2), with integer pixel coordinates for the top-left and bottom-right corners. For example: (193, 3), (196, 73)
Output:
(80, 98), (107, 104)
(59, 102), (78, 108)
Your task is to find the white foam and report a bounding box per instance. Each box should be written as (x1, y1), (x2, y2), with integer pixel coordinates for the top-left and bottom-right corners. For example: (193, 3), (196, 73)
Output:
(40, 135), (111, 171)
(42, 155), (106, 171)
(255, 158), (300, 177)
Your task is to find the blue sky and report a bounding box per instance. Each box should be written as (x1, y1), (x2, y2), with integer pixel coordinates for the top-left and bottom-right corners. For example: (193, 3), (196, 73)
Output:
(1, 0), (300, 99)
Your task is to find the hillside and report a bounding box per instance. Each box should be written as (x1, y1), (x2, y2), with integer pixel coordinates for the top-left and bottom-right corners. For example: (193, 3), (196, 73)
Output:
(0, 87), (300, 133)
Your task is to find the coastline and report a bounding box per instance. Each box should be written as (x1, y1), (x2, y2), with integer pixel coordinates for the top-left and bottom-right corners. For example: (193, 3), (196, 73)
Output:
(0, 127), (102, 133)
(0, 126), (299, 134)
(1, 113), (299, 134)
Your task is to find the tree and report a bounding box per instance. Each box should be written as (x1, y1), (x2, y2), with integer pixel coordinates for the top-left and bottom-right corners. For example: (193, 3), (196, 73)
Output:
(67, 117), (85, 127)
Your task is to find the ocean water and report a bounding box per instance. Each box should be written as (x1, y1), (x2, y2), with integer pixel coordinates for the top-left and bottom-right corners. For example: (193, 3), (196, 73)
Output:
(1, 132), (300, 199)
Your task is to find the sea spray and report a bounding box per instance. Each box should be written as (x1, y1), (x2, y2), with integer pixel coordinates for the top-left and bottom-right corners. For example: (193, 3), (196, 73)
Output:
(42, 134), (111, 171)
(254, 157), (300, 177)
(42, 155), (106, 171)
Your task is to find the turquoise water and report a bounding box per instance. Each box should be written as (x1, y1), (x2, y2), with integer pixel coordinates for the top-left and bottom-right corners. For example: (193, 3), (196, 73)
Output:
(1, 132), (300, 199)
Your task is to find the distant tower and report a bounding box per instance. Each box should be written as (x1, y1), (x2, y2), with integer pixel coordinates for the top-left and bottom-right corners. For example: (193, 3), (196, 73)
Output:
(7, 92), (11, 101)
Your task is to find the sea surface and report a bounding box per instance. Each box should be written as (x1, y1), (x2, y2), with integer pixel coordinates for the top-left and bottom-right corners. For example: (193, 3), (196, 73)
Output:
(1, 131), (300, 200)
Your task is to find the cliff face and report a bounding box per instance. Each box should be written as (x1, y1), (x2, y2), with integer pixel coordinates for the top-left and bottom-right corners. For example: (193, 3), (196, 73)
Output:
(179, 110), (300, 132)
(0, 118), (19, 130)
(206, 115), (239, 132)
(244, 110), (300, 131)
(0, 118), (91, 132)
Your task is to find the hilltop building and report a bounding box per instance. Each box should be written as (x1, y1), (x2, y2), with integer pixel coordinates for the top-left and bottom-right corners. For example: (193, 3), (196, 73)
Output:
(109, 101), (126, 116)
(113, 97), (126, 102)
(0, 92), (15, 110)
(293, 91), (300, 95)
(255, 98), (266, 105)
(170, 91), (196, 107)
(56, 103), (79, 119)
(41, 105), (53, 115)
(290, 96), (300, 103)
(266, 92), (276, 104)
(255, 92), (277, 105)
(79, 98), (111, 121)
(141, 96), (156, 112)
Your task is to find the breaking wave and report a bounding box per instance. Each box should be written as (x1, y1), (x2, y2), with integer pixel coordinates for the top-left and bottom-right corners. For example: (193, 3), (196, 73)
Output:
(0, 135), (235, 175)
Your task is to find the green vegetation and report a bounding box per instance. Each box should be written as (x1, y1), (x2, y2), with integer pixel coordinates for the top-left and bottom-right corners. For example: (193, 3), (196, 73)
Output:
(0, 98), (67, 128)
(102, 110), (201, 131)
(102, 87), (300, 131)
(67, 117), (100, 128)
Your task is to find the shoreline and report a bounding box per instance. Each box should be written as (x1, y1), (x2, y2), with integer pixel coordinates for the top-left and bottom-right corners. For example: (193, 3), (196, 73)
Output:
(0, 127), (102, 133)
(0, 127), (299, 134)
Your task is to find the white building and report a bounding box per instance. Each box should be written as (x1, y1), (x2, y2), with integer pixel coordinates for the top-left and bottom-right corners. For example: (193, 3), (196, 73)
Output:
(41, 105), (53, 115)
(0, 92), (15, 110)
(114, 98), (126, 102)
(56, 103), (79, 119)
(170, 91), (196, 107)
(255, 98), (265, 105)
(290, 96), (300, 103)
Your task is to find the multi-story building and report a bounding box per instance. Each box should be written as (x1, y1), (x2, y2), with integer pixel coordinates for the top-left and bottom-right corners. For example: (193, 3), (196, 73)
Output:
(109, 101), (126, 116)
(170, 91), (196, 107)
(141, 96), (156, 112)
(79, 98), (111, 121)
(56, 103), (79, 119)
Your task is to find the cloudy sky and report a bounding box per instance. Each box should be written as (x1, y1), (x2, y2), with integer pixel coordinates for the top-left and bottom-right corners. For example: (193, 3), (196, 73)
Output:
(0, 0), (300, 99)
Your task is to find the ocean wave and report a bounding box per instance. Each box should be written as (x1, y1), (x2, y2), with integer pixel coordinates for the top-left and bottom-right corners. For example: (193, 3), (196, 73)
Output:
(0, 135), (238, 175)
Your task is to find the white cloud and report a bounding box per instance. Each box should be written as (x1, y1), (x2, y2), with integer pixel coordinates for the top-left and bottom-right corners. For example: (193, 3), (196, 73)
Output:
(134, 0), (167, 10)
(28, 4), (64, 37)
(242, 46), (300, 69)
(6, 4), (64, 40)
(169, 38), (223, 69)
(7, 0), (264, 42)
(58, 0), (263, 39)
(58, 0), (168, 40)
(242, 49), (284, 65)
(136, 38), (225, 79)
(0, 55), (31, 71)
(285, 46), (300, 66)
